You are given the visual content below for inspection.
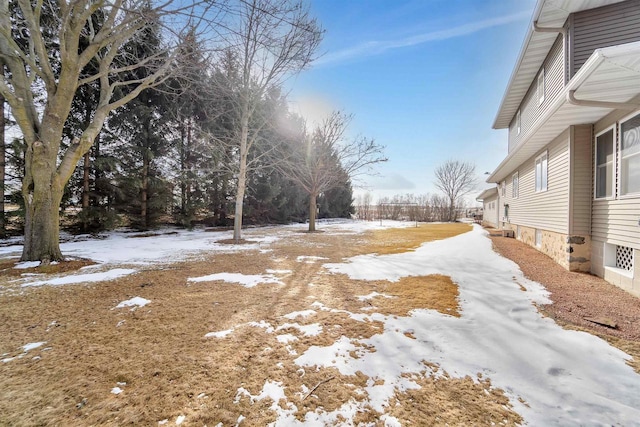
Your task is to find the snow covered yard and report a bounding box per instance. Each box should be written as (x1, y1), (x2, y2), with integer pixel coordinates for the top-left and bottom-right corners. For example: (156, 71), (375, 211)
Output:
(1, 221), (639, 426)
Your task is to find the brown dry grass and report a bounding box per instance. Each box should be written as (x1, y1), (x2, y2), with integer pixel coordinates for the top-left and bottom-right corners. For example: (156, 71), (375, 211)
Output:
(365, 223), (472, 255)
(0, 222), (521, 426)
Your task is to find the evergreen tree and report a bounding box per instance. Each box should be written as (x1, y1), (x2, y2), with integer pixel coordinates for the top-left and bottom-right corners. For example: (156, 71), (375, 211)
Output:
(106, 20), (172, 229)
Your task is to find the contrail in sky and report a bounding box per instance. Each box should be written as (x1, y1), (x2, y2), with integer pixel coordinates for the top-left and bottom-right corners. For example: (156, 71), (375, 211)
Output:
(316, 10), (531, 66)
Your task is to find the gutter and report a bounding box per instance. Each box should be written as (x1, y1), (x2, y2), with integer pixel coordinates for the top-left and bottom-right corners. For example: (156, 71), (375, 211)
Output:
(567, 90), (640, 110)
(532, 20), (566, 36)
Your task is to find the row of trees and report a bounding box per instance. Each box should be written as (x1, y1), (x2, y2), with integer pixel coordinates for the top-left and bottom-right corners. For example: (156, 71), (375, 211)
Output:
(355, 193), (469, 223)
(0, 0), (386, 262)
(355, 160), (478, 223)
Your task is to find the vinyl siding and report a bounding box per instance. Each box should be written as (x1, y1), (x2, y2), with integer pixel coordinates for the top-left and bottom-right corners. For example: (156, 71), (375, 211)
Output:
(592, 108), (640, 249)
(482, 194), (499, 228)
(569, 125), (592, 236)
(503, 129), (570, 234)
(508, 35), (565, 152)
(571, 0), (640, 77)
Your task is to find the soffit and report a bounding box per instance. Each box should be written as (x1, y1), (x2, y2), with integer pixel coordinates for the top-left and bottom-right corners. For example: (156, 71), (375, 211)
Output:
(492, 0), (627, 129)
(488, 42), (640, 183)
(476, 187), (498, 201)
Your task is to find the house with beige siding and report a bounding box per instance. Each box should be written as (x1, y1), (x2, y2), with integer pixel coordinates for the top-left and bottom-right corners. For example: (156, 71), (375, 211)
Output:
(476, 187), (499, 228)
(487, 0), (640, 296)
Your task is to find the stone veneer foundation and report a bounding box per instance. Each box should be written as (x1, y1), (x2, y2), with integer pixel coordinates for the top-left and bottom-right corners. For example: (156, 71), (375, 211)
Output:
(509, 225), (591, 272)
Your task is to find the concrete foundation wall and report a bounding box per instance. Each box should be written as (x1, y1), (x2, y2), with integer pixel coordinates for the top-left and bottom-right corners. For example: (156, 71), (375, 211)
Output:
(515, 225), (591, 272)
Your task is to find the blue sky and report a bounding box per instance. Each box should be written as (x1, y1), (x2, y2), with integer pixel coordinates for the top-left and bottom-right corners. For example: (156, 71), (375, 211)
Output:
(287, 0), (537, 204)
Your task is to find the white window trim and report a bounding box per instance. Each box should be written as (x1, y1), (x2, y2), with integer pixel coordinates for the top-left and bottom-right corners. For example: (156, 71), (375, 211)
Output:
(594, 125), (616, 201)
(516, 109), (521, 135)
(535, 151), (548, 193)
(537, 68), (545, 106)
(618, 110), (640, 199)
(501, 181), (506, 197)
(512, 172), (519, 199)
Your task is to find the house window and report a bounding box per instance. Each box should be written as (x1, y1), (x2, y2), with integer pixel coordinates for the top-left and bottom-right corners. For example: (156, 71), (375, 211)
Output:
(620, 112), (640, 196)
(501, 181), (506, 197)
(535, 151), (548, 192)
(535, 229), (542, 248)
(512, 172), (519, 198)
(595, 127), (615, 199)
(537, 68), (545, 105)
(516, 109), (521, 135)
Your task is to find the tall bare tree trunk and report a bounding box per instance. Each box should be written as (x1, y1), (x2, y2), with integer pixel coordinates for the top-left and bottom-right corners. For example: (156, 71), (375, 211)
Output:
(233, 105), (250, 242)
(81, 152), (90, 231)
(141, 152), (149, 229)
(308, 193), (318, 232)
(0, 72), (5, 238)
(185, 118), (192, 220)
(179, 122), (186, 215)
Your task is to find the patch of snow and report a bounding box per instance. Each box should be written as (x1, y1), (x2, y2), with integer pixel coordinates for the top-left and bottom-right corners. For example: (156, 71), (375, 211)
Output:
(235, 415), (245, 426)
(158, 420), (168, 425)
(23, 341), (46, 352)
(111, 387), (123, 395)
(23, 269), (137, 287)
(277, 322), (322, 337)
(14, 261), (40, 269)
(357, 292), (393, 301)
(312, 225), (640, 425)
(235, 381), (295, 419)
(205, 328), (234, 338)
(296, 256), (328, 263)
(187, 272), (282, 288)
(381, 414), (403, 427)
(283, 309), (316, 320)
(114, 296), (151, 309)
(276, 334), (298, 344)
(175, 415), (185, 425)
(247, 320), (275, 334)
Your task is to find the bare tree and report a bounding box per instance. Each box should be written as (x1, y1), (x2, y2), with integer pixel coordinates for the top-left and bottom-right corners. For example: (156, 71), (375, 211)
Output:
(0, 58), (4, 237)
(277, 111), (386, 232)
(0, 0), (220, 261)
(434, 160), (477, 222)
(356, 192), (373, 221)
(212, 0), (323, 242)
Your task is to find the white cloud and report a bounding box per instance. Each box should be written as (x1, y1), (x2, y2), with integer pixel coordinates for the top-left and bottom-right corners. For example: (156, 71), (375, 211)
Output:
(317, 11), (530, 66)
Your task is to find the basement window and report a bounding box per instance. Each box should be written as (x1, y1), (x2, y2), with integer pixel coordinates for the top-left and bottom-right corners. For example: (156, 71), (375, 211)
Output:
(604, 243), (635, 278)
(535, 229), (542, 248)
